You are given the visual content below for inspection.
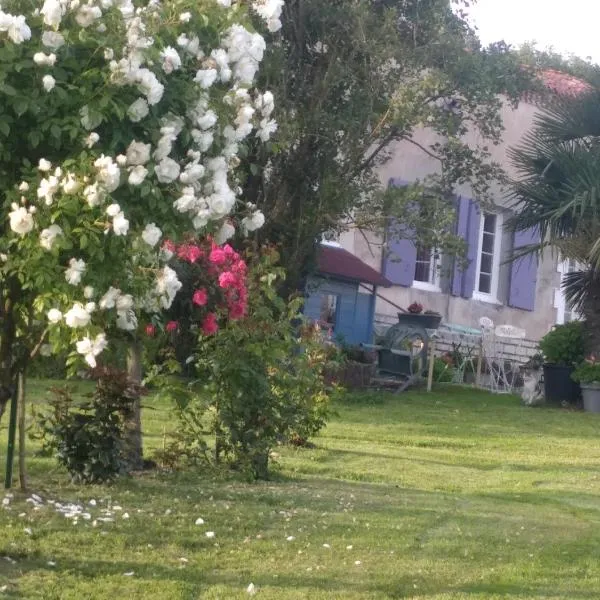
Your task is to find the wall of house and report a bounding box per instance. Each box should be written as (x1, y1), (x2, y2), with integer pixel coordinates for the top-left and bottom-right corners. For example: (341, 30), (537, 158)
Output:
(344, 99), (562, 341)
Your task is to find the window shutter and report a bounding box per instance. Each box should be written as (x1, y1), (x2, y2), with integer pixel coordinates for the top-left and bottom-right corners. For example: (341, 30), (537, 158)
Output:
(382, 178), (417, 287)
(508, 228), (540, 311)
(451, 197), (481, 298)
(383, 230), (417, 287)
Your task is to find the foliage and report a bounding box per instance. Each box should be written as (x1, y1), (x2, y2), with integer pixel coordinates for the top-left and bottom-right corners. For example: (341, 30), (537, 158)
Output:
(154, 248), (337, 479)
(339, 344), (376, 365)
(239, 0), (534, 292)
(34, 366), (142, 483)
(572, 359), (600, 384)
(432, 357), (454, 383)
(539, 322), (585, 367)
(0, 0), (279, 420)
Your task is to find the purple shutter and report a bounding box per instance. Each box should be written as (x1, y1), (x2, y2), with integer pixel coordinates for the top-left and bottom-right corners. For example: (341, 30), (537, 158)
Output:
(508, 228), (540, 311)
(452, 197), (481, 298)
(383, 178), (417, 286)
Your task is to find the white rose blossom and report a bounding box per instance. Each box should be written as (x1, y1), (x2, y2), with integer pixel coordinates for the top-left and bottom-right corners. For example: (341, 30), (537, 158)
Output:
(41, 30), (65, 49)
(33, 52), (57, 66)
(141, 223), (161, 247)
(128, 165), (148, 186)
(42, 74), (56, 92)
(41, 0), (64, 29)
(155, 158), (180, 183)
(39, 224), (63, 250)
(126, 141), (151, 165)
(47, 308), (63, 324)
(9, 206), (34, 236)
(76, 333), (108, 367)
(127, 98), (149, 122)
(65, 258), (86, 285)
(64, 303), (91, 328)
(112, 211), (129, 236)
(160, 46), (182, 74)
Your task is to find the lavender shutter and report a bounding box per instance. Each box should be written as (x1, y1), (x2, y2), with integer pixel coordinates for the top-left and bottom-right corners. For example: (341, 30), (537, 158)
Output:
(508, 228), (540, 311)
(383, 232), (417, 286)
(382, 178), (417, 287)
(451, 197), (481, 298)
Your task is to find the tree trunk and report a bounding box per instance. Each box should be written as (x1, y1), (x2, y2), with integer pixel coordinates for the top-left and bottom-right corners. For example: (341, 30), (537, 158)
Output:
(582, 276), (600, 357)
(123, 340), (144, 471)
(17, 372), (27, 491)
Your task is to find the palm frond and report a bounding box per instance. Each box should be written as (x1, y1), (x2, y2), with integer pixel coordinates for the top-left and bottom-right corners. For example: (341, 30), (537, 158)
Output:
(562, 269), (593, 313)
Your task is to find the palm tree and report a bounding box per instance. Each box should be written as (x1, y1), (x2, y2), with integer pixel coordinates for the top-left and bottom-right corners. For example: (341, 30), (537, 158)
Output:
(508, 78), (600, 355)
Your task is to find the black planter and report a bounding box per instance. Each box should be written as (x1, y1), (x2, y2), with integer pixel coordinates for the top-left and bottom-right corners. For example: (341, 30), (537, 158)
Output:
(397, 313), (442, 330)
(543, 363), (581, 406)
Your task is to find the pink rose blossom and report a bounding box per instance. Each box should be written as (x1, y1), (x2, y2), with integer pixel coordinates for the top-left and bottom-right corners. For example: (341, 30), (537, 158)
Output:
(192, 288), (208, 306)
(202, 313), (218, 335)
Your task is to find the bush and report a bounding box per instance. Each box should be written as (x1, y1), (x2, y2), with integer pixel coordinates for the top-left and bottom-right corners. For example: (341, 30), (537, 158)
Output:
(340, 344), (376, 364)
(155, 248), (337, 480)
(432, 357), (454, 383)
(539, 322), (585, 367)
(35, 367), (142, 484)
(572, 361), (600, 384)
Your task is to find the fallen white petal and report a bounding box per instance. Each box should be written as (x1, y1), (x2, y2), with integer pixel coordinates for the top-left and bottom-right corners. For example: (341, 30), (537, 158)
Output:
(195, 517), (204, 525)
(247, 582), (257, 595)
(205, 531), (215, 538)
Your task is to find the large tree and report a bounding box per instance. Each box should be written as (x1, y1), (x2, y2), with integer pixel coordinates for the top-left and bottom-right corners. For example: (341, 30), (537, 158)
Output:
(240, 0), (533, 293)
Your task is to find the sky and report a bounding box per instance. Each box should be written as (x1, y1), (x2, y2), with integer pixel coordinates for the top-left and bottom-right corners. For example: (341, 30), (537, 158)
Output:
(466, 0), (600, 63)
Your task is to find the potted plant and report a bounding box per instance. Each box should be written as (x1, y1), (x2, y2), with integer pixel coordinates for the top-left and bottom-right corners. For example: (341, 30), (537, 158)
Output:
(539, 322), (584, 406)
(572, 359), (600, 413)
(397, 303), (442, 330)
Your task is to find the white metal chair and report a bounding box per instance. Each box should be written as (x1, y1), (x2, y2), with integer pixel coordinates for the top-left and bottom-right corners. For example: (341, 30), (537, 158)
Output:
(481, 323), (527, 394)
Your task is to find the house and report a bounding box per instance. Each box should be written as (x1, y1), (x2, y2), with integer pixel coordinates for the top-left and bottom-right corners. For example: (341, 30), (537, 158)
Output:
(303, 242), (391, 345)
(337, 70), (589, 341)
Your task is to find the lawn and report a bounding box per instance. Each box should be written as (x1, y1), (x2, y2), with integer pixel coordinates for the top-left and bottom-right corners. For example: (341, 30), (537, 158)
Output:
(2, 382), (600, 599)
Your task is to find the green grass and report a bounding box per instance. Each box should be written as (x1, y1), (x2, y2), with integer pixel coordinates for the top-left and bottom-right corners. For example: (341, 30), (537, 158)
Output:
(2, 383), (600, 599)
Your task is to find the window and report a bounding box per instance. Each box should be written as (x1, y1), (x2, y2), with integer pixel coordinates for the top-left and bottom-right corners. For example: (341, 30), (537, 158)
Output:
(474, 212), (502, 302)
(319, 294), (339, 329)
(413, 245), (441, 291)
(555, 259), (583, 324)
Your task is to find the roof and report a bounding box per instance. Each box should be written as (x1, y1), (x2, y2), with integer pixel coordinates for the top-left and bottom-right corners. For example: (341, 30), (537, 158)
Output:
(539, 69), (592, 98)
(317, 244), (392, 287)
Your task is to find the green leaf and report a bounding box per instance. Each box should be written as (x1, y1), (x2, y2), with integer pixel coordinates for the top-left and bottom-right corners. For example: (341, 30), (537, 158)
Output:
(0, 121), (9, 136)
(0, 83), (16, 96)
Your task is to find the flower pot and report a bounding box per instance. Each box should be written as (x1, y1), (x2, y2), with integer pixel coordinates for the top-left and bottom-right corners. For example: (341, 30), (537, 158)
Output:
(396, 312), (442, 330)
(542, 364), (581, 406)
(581, 383), (600, 413)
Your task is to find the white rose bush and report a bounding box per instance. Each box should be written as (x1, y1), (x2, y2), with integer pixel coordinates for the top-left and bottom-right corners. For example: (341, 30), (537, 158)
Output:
(0, 0), (282, 420)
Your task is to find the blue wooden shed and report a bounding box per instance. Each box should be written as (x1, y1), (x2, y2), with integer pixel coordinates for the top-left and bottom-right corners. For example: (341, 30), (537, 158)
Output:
(303, 244), (392, 346)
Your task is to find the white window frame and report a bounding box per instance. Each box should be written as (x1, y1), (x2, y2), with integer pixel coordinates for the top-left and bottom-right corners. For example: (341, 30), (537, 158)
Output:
(412, 246), (442, 292)
(472, 211), (503, 304)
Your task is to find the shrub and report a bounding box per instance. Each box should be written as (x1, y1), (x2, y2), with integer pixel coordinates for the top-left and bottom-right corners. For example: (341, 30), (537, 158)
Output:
(340, 344), (376, 364)
(35, 367), (142, 483)
(572, 360), (600, 384)
(539, 322), (585, 367)
(432, 357), (454, 383)
(154, 248), (337, 479)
